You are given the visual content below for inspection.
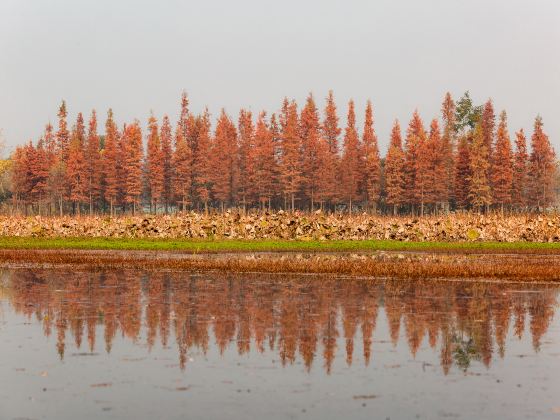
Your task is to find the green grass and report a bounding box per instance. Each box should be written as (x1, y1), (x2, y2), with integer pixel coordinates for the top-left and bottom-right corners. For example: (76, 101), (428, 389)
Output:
(0, 236), (559, 253)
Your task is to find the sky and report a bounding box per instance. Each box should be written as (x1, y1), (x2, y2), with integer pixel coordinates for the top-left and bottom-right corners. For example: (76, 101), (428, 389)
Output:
(1, 0), (559, 156)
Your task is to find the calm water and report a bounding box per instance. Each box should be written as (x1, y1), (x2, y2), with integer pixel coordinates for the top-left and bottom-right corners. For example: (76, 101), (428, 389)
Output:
(1, 269), (559, 420)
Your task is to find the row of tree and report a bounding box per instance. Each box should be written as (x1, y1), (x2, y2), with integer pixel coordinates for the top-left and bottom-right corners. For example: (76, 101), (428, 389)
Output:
(8, 91), (558, 215)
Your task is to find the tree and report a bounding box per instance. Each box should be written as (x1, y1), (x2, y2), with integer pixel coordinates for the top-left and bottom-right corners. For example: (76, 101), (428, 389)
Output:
(340, 100), (361, 212)
(468, 123), (492, 211)
(491, 111), (513, 212)
(300, 94), (323, 210)
(403, 110), (426, 213)
(426, 119), (447, 212)
(362, 100), (381, 212)
(211, 109), (238, 209)
(528, 116), (556, 210)
(279, 100), (302, 211)
(85, 110), (101, 214)
(237, 109), (254, 210)
(123, 122), (144, 214)
(30, 138), (50, 212)
(102, 110), (120, 216)
(512, 129), (528, 209)
(56, 100), (70, 162)
(66, 114), (88, 214)
(172, 123), (192, 211)
(160, 115), (174, 213)
(454, 134), (472, 209)
(441, 92), (456, 208)
(192, 110), (213, 211)
(455, 91), (482, 133)
(146, 114), (163, 212)
(384, 120), (406, 214)
(11, 145), (33, 212)
(249, 112), (277, 208)
(321, 91), (341, 206)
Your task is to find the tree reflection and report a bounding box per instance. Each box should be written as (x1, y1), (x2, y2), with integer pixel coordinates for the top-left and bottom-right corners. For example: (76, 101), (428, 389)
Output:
(5, 269), (559, 374)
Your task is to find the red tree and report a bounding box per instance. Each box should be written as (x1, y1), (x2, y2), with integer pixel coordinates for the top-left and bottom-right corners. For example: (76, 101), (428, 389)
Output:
(279, 100), (302, 211)
(237, 109), (254, 210)
(102, 109), (120, 215)
(362, 100), (381, 211)
(172, 123), (192, 211)
(384, 120), (406, 214)
(160, 115), (174, 212)
(321, 91), (341, 206)
(512, 129), (528, 209)
(123, 122), (144, 214)
(340, 100), (361, 212)
(491, 111), (513, 211)
(146, 114), (164, 212)
(454, 134), (472, 209)
(403, 110), (426, 213)
(528, 116), (556, 209)
(249, 112), (277, 208)
(300, 93), (324, 210)
(85, 110), (101, 214)
(56, 100), (70, 162)
(211, 109), (238, 209)
(67, 113), (88, 214)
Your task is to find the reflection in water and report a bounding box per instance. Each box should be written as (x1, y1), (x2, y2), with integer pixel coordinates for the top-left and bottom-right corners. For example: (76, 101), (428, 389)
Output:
(2, 269), (558, 374)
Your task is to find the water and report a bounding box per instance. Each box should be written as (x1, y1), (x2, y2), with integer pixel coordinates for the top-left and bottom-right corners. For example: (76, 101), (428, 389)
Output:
(1, 269), (559, 419)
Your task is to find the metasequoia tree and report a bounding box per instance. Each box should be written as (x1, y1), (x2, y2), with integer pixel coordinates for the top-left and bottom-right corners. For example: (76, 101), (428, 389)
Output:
(468, 123), (492, 211)
(211, 109), (238, 210)
(7, 92), (558, 215)
(172, 124), (192, 211)
(321, 91), (341, 206)
(384, 120), (406, 214)
(102, 109), (120, 216)
(123, 122), (143, 214)
(454, 134), (472, 209)
(362, 100), (381, 212)
(528, 116), (556, 209)
(340, 100), (361, 212)
(192, 110), (213, 211)
(512, 129), (528, 209)
(237, 109), (254, 210)
(56, 100), (70, 162)
(491, 111), (513, 212)
(403, 111), (426, 213)
(441, 92), (456, 207)
(250, 112), (277, 208)
(85, 110), (101, 214)
(160, 115), (174, 212)
(146, 114), (163, 212)
(279, 100), (302, 211)
(66, 113), (88, 214)
(300, 94), (323, 210)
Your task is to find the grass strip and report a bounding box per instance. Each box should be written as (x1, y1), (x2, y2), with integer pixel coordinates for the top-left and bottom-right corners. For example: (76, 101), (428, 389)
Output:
(0, 236), (560, 253)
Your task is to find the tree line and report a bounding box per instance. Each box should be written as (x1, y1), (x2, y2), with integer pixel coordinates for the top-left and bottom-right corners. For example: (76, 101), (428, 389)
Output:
(8, 91), (558, 216)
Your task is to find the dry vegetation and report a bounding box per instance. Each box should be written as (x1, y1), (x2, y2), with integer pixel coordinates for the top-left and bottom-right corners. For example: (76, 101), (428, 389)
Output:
(1, 212), (560, 242)
(1, 249), (559, 282)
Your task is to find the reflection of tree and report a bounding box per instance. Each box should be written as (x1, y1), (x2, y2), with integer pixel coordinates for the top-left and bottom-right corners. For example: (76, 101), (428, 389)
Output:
(5, 270), (559, 374)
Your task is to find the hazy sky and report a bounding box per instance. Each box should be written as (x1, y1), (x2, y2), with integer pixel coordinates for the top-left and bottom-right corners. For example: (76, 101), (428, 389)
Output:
(1, 0), (559, 155)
